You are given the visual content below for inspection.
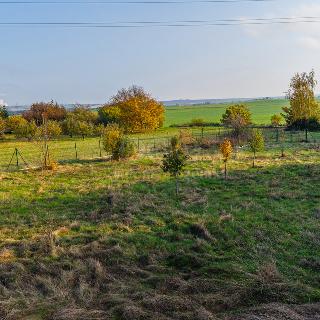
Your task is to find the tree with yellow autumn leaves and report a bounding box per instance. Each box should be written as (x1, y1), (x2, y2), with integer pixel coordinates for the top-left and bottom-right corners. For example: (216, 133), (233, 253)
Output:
(219, 139), (233, 179)
(99, 86), (164, 133)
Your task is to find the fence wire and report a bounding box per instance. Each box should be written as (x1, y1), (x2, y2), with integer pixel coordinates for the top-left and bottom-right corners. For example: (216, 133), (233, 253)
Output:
(1, 127), (319, 172)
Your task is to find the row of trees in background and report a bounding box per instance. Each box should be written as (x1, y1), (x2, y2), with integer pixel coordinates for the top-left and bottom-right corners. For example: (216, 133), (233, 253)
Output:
(1, 71), (319, 142)
(219, 70), (320, 143)
(0, 85), (165, 139)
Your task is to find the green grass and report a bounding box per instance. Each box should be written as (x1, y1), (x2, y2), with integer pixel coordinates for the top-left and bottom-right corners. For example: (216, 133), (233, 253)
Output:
(164, 98), (289, 126)
(0, 141), (320, 319)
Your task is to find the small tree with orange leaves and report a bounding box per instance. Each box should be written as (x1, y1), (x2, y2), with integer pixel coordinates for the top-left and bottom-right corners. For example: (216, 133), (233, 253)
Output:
(219, 139), (233, 179)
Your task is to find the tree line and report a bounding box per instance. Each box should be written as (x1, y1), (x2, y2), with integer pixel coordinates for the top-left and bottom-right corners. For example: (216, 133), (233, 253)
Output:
(0, 85), (164, 140)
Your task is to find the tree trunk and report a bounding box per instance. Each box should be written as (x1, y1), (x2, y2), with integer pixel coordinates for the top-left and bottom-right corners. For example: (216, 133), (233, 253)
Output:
(252, 151), (256, 168)
(224, 161), (227, 180)
(305, 128), (308, 143)
(175, 177), (179, 197)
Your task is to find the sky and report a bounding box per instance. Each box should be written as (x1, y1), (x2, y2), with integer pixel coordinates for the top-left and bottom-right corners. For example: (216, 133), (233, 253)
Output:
(1, 0), (320, 106)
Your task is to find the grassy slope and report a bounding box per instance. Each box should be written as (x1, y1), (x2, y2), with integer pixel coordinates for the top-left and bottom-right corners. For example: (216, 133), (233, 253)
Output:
(164, 99), (289, 126)
(0, 143), (320, 319)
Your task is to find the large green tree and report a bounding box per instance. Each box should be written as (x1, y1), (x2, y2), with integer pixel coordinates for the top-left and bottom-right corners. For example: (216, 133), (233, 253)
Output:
(282, 71), (320, 140)
(221, 104), (252, 140)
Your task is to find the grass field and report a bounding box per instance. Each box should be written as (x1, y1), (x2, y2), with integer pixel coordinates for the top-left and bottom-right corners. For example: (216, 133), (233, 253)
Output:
(164, 99), (289, 127)
(1, 100), (320, 319)
(1, 140), (320, 319)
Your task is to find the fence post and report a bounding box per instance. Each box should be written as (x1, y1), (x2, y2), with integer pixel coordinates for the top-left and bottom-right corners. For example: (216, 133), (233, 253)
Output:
(138, 138), (140, 152)
(75, 142), (78, 160)
(46, 145), (50, 165)
(99, 138), (102, 157)
(15, 148), (19, 168)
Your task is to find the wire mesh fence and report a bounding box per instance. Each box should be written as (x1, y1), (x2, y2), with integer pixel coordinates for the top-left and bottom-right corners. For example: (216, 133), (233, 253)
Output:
(1, 127), (319, 172)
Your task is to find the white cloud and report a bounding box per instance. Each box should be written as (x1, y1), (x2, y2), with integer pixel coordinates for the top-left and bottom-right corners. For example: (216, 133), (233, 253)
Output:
(298, 36), (320, 50)
(241, 3), (320, 51)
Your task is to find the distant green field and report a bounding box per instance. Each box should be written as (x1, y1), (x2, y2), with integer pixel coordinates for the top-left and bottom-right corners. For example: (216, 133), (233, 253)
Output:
(164, 99), (289, 127)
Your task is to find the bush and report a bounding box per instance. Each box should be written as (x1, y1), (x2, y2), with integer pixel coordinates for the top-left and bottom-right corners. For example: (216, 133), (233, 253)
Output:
(71, 106), (98, 124)
(102, 123), (123, 154)
(74, 120), (93, 139)
(271, 114), (282, 126)
(0, 118), (5, 136)
(7, 115), (27, 131)
(249, 129), (264, 168)
(11, 118), (37, 140)
(162, 136), (189, 195)
(94, 123), (105, 136)
(112, 137), (136, 160)
(221, 104), (252, 138)
(36, 120), (62, 140)
(179, 129), (195, 146)
(191, 118), (205, 126)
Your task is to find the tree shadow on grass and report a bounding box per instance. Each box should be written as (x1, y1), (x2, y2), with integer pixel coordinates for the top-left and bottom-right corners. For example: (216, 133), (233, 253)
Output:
(59, 156), (111, 165)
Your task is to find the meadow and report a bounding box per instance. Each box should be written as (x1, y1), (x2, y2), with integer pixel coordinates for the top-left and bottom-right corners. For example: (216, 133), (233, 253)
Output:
(164, 99), (288, 127)
(1, 99), (320, 319)
(1, 137), (320, 319)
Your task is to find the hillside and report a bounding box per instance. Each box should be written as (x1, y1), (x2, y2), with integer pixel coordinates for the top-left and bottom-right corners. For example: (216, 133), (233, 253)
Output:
(164, 99), (289, 127)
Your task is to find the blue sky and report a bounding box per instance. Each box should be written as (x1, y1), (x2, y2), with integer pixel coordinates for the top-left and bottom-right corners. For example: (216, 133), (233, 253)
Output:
(1, 0), (320, 105)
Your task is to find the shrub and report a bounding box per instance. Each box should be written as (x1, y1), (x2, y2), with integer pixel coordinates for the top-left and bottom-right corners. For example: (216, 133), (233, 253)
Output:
(271, 114), (282, 127)
(249, 129), (264, 168)
(179, 129), (195, 147)
(102, 123), (123, 154)
(7, 115), (27, 131)
(71, 106), (98, 124)
(199, 137), (217, 149)
(162, 136), (189, 196)
(74, 121), (93, 140)
(0, 118), (5, 136)
(221, 104), (252, 139)
(94, 123), (105, 136)
(36, 120), (62, 140)
(11, 118), (37, 140)
(191, 118), (205, 126)
(112, 137), (136, 160)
